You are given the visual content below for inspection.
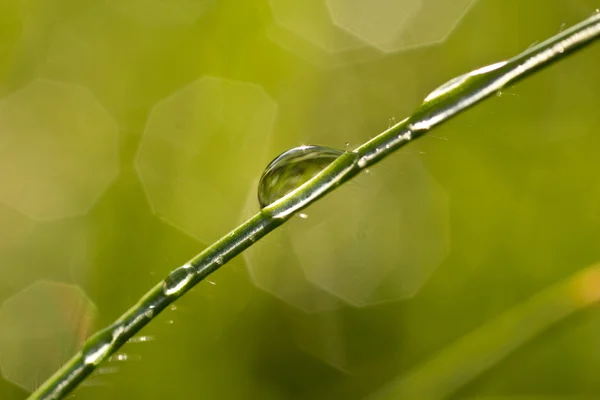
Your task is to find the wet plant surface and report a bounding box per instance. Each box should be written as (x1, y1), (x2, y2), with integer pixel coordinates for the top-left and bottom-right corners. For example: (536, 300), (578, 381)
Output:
(1, 1), (600, 399)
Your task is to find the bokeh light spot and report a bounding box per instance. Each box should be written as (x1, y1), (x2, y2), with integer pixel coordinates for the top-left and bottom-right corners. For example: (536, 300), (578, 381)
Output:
(268, 0), (383, 68)
(0, 204), (33, 254)
(0, 280), (96, 392)
(327, 0), (477, 52)
(242, 154), (449, 309)
(270, 0), (364, 52)
(286, 310), (350, 372)
(293, 155), (450, 306)
(241, 183), (343, 313)
(136, 76), (278, 242)
(0, 79), (119, 220)
(326, 0), (422, 52)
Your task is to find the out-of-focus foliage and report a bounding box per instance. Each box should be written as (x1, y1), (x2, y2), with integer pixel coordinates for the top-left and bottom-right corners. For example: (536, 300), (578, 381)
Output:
(0, 0), (599, 399)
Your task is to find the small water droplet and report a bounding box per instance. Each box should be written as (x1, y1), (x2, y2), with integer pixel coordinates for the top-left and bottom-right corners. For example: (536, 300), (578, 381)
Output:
(83, 325), (124, 366)
(558, 22), (566, 32)
(163, 263), (195, 296)
(84, 341), (111, 366)
(128, 335), (155, 344)
(424, 61), (508, 103)
(208, 280), (216, 285)
(299, 213), (308, 219)
(257, 145), (345, 208)
(109, 353), (131, 362)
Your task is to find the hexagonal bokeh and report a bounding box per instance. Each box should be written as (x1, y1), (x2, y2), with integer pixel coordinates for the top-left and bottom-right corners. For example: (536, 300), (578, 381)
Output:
(326, 0), (422, 52)
(0, 280), (96, 392)
(241, 182), (343, 313)
(0, 79), (119, 220)
(270, 0), (364, 53)
(285, 309), (350, 372)
(244, 152), (449, 308)
(0, 217), (93, 309)
(136, 76), (277, 243)
(0, 204), (33, 253)
(327, 0), (477, 52)
(106, 0), (214, 26)
(268, 0), (383, 68)
(294, 154), (450, 306)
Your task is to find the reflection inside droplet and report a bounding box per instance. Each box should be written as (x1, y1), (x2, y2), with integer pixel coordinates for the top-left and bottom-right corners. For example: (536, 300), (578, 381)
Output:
(257, 145), (345, 208)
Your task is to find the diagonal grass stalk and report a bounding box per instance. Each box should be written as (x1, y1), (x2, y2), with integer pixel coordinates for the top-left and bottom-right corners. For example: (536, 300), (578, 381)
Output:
(29, 12), (600, 400)
(370, 263), (600, 399)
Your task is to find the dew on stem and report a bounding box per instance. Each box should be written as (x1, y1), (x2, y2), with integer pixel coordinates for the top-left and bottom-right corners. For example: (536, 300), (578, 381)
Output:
(257, 145), (346, 208)
(162, 263), (195, 296)
(82, 324), (124, 366)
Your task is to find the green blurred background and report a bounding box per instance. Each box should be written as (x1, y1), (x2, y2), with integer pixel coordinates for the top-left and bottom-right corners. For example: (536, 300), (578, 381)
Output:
(1, 0), (600, 399)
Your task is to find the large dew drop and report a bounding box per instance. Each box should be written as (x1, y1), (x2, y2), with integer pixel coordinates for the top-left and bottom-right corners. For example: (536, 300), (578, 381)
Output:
(258, 145), (345, 208)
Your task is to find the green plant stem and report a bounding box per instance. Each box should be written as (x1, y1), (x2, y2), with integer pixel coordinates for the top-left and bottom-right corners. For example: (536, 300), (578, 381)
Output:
(29, 12), (600, 400)
(369, 263), (600, 399)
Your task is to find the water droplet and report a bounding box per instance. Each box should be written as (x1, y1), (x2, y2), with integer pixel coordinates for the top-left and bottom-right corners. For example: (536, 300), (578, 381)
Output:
(82, 325), (124, 366)
(109, 353), (131, 362)
(299, 213), (308, 219)
(163, 263), (195, 296)
(558, 22), (566, 32)
(258, 145), (345, 208)
(424, 61), (508, 103)
(128, 335), (155, 343)
(84, 340), (111, 366)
